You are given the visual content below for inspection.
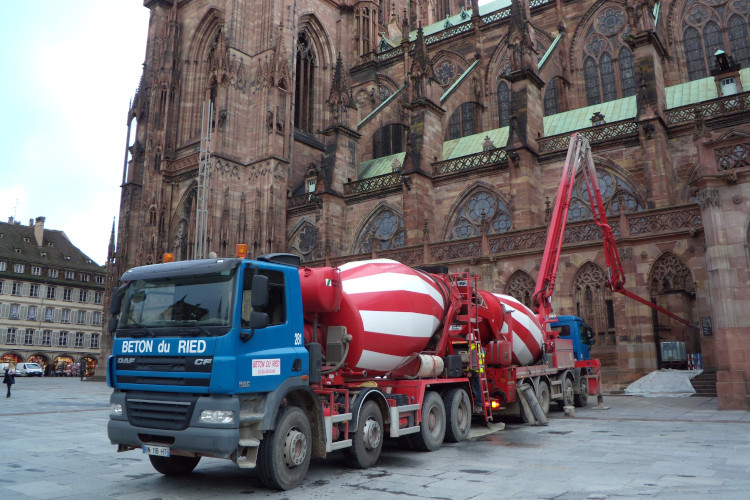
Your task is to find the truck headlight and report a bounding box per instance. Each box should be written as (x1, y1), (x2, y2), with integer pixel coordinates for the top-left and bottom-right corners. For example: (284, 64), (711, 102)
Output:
(200, 410), (235, 424)
(110, 403), (123, 417)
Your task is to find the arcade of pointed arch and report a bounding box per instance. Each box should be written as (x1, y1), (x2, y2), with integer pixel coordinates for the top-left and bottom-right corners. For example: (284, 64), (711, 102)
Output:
(351, 204), (406, 254)
(287, 218), (318, 263)
(443, 185), (513, 240)
(571, 260), (615, 344)
(504, 269), (536, 309)
(648, 252), (695, 295)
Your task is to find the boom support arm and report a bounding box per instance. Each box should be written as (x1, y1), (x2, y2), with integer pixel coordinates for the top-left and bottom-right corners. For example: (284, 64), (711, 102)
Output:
(533, 134), (694, 329)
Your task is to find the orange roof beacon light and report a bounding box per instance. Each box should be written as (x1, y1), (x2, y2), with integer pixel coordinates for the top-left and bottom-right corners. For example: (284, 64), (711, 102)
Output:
(236, 244), (248, 259)
(162, 253), (175, 263)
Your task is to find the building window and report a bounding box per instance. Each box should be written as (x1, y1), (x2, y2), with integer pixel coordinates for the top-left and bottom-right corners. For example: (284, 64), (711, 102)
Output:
(49, 269), (59, 278)
(61, 309), (70, 323)
(24, 329), (34, 345)
(91, 334), (100, 349)
(74, 332), (84, 348)
(7, 328), (17, 344)
(94, 292), (103, 305)
(0, 280), (3, 294)
(373, 123), (406, 158)
(13, 263), (24, 273)
(92, 312), (102, 326)
(81, 273), (90, 283)
(42, 330), (51, 346)
(0, 262), (5, 271)
(447, 189), (513, 240)
(353, 208), (406, 254)
(63, 288), (72, 301)
(77, 310), (86, 324)
(95, 275), (105, 285)
(294, 31), (317, 133)
(544, 79), (559, 116)
(447, 102), (480, 140)
(31, 266), (42, 276)
(59, 331), (68, 347)
(65, 270), (75, 280)
(9, 304), (19, 319)
(30, 284), (39, 298)
(47, 286), (56, 299)
(27, 305), (37, 321)
(79, 290), (88, 303)
(728, 15), (750, 68)
(12, 282), (22, 296)
(497, 80), (511, 127)
(681, 6), (750, 81)
(45, 307), (53, 322)
(567, 169), (644, 222)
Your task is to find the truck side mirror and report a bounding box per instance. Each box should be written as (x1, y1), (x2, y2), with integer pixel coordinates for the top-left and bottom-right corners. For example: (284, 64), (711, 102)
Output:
(251, 274), (269, 308)
(107, 317), (119, 335)
(240, 311), (269, 342)
(110, 284), (128, 316)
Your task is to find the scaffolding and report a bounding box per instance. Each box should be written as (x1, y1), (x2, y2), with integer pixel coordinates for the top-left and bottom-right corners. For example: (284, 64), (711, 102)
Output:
(193, 100), (213, 260)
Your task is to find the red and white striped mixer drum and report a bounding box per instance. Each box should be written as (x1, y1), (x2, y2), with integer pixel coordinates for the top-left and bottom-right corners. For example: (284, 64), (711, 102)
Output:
(492, 294), (544, 366)
(322, 259), (447, 375)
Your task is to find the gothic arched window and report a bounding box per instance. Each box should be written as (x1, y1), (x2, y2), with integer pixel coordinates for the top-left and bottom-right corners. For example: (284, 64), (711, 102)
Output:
(505, 270), (536, 309)
(295, 31), (317, 133)
(573, 262), (615, 346)
(373, 123), (407, 158)
(497, 81), (511, 127)
(288, 220), (318, 262)
(447, 189), (513, 240)
(448, 102), (480, 140)
(567, 170), (643, 222)
(681, 1), (750, 81)
(354, 208), (406, 254)
(544, 78), (559, 116)
(581, 8), (634, 106)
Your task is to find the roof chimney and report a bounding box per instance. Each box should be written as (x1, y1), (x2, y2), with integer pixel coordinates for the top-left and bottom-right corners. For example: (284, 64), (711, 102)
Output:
(34, 217), (45, 246)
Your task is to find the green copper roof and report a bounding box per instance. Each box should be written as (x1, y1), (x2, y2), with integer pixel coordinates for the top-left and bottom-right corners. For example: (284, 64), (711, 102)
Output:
(665, 77), (718, 108)
(442, 127), (509, 160)
(359, 152), (406, 179)
(543, 97), (637, 136)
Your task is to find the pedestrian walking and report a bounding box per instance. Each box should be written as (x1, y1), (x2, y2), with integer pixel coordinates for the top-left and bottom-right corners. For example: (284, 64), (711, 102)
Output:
(80, 359), (87, 380)
(3, 367), (15, 398)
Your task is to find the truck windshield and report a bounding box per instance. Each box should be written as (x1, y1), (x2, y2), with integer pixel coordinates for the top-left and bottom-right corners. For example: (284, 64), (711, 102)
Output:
(117, 271), (236, 337)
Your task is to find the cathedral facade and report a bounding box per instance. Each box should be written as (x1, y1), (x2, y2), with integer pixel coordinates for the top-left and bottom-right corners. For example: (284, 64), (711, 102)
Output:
(112, 0), (750, 409)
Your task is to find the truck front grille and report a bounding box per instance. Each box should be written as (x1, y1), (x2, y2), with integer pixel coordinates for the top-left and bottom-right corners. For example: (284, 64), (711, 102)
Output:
(126, 393), (198, 430)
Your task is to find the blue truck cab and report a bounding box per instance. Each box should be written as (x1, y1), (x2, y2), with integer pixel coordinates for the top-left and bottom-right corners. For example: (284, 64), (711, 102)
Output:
(549, 315), (595, 361)
(106, 254), (324, 487)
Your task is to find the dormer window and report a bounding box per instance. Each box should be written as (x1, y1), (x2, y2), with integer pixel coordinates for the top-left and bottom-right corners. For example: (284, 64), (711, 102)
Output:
(720, 77), (738, 96)
(23, 237), (30, 242)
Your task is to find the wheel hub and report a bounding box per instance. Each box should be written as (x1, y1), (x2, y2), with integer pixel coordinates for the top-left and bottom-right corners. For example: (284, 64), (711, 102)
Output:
(283, 428), (307, 467)
(362, 417), (382, 451)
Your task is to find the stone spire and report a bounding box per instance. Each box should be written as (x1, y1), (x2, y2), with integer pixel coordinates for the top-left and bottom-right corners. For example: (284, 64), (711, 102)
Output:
(327, 53), (357, 127)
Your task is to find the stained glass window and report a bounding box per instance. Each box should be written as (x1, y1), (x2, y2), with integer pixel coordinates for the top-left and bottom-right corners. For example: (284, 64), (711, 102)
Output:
(448, 190), (513, 240)
(619, 47), (635, 98)
(567, 170), (643, 222)
(497, 81), (510, 127)
(703, 22), (725, 72)
(684, 27), (706, 80)
(544, 78), (559, 116)
(448, 103), (479, 140)
(600, 53), (616, 102)
(354, 208), (406, 253)
(584, 57), (600, 106)
(728, 15), (750, 68)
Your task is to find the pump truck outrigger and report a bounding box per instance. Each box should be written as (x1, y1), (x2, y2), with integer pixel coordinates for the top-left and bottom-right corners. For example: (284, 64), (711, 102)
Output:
(106, 134), (691, 490)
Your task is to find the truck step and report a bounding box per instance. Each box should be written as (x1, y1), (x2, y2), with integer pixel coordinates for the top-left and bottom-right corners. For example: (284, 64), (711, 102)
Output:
(238, 438), (260, 447)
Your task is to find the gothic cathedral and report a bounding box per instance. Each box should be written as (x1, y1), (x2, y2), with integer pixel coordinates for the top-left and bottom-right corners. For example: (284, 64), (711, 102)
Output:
(111, 0), (750, 409)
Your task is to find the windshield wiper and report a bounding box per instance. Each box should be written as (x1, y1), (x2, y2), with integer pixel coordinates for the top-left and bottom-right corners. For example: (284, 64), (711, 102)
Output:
(124, 321), (157, 337)
(176, 321), (213, 337)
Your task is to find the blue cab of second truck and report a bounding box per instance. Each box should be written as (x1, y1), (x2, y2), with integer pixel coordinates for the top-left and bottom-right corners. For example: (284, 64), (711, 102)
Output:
(549, 315), (595, 361)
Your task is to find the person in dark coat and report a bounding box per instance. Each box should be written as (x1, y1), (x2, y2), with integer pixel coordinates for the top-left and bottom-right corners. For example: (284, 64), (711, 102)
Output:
(3, 368), (15, 398)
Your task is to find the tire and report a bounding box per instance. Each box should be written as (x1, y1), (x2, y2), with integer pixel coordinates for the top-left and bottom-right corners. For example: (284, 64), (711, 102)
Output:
(537, 380), (550, 417)
(574, 375), (589, 408)
(148, 455), (200, 476)
(557, 374), (575, 411)
(258, 406), (312, 490)
(443, 388), (471, 443)
(408, 391), (446, 452)
(343, 400), (383, 469)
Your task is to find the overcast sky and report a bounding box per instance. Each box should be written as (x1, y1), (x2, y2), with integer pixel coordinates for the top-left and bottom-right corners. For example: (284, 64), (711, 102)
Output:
(0, 2), (149, 266)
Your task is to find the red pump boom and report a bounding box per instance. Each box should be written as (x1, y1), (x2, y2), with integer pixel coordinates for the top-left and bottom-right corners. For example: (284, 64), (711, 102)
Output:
(533, 134), (694, 329)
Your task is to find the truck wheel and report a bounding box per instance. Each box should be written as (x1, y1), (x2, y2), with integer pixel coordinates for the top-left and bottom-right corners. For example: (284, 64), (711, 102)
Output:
(537, 381), (550, 417)
(557, 374), (575, 411)
(574, 376), (589, 407)
(148, 455), (200, 476)
(344, 400), (383, 469)
(258, 406), (311, 490)
(443, 388), (471, 443)
(408, 391), (445, 452)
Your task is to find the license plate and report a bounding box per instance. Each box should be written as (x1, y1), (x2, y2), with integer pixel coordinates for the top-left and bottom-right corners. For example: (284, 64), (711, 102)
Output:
(142, 444), (170, 457)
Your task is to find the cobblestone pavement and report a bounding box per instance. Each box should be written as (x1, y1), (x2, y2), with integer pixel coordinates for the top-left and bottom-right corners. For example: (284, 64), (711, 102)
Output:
(1, 377), (748, 500)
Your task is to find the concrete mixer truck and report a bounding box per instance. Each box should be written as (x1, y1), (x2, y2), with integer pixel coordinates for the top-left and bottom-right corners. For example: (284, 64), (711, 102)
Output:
(106, 134), (640, 490)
